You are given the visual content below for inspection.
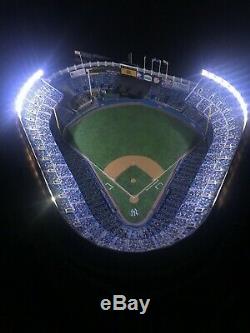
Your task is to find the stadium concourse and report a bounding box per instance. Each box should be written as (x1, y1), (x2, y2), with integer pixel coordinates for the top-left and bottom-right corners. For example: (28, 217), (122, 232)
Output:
(16, 59), (247, 252)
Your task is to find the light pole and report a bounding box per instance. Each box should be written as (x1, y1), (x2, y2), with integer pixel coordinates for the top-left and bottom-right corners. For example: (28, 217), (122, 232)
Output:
(86, 68), (92, 98)
(151, 58), (156, 75)
(143, 56), (146, 73)
(163, 60), (168, 79)
(53, 108), (61, 133)
(158, 60), (162, 76)
(128, 52), (133, 65)
(74, 50), (83, 67)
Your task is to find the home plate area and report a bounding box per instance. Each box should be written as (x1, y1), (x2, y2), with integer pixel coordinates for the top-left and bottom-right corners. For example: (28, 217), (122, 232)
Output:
(103, 155), (165, 202)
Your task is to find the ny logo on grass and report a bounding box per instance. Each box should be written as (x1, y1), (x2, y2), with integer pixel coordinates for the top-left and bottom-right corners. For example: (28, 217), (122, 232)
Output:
(130, 208), (139, 216)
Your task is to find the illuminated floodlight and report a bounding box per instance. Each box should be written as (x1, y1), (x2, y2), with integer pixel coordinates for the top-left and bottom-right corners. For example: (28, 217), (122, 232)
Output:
(15, 69), (44, 116)
(51, 195), (56, 204)
(201, 69), (248, 128)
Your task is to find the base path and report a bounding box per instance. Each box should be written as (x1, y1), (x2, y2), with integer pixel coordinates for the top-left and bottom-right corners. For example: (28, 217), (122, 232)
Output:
(104, 155), (164, 180)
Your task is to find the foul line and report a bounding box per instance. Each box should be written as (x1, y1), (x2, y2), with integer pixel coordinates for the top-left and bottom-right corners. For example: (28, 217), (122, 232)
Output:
(84, 152), (187, 200)
(134, 154), (185, 198)
(85, 156), (134, 198)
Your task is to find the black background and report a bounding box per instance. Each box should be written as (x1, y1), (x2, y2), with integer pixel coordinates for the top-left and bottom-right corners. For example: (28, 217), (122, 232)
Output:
(0, 0), (250, 331)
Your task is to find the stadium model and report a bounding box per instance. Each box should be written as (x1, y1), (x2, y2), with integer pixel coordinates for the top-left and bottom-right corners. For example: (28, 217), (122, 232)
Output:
(16, 52), (248, 252)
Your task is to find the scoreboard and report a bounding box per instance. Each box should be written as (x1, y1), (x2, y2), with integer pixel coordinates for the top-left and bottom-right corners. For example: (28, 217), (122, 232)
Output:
(120, 65), (137, 78)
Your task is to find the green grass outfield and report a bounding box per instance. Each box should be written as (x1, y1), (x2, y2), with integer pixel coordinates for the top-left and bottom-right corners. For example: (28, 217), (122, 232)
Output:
(67, 103), (200, 223)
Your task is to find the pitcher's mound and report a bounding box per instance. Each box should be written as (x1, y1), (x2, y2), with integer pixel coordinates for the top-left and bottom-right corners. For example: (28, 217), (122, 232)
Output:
(129, 196), (139, 204)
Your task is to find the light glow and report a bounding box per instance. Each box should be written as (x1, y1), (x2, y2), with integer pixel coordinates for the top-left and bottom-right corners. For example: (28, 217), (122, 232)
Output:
(201, 69), (248, 128)
(15, 69), (44, 116)
(51, 196), (57, 204)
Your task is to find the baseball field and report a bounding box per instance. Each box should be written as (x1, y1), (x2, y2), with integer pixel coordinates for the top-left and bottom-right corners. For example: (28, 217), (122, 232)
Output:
(67, 103), (199, 223)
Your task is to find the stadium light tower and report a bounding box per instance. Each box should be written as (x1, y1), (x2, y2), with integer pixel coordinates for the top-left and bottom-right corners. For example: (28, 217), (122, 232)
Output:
(201, 69), (248, 128)
(15, 69), (44, 116)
